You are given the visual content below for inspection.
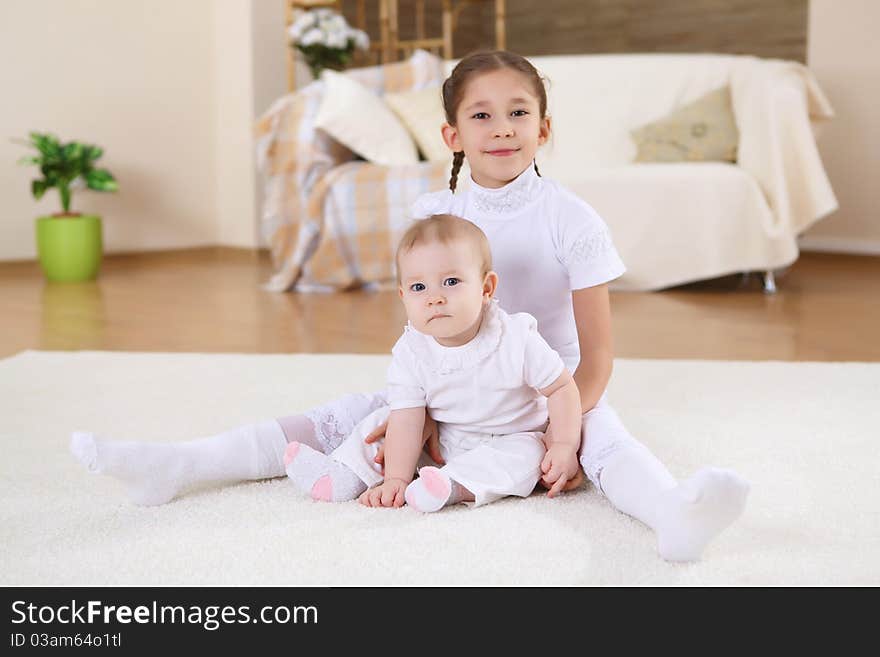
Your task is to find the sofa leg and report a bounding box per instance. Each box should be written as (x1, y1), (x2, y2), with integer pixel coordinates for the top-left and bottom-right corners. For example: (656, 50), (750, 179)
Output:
(763, 270), (777, 294)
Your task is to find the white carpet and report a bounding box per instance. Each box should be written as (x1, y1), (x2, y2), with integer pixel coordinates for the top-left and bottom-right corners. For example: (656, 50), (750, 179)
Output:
(1, 350), (878, 586)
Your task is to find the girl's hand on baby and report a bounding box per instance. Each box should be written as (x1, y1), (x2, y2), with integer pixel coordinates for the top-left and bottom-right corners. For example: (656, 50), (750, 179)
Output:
(358, 479), (408, 508)
(364, 415), (443, 471)
(541, 444), (582, 498)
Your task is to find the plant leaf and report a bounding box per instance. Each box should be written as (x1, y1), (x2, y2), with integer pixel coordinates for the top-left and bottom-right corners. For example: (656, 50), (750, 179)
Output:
(62, 142), (85, 160)
(42, 169), (61, 186)
(30, 132), (61, 158)
(86, 168), (119, 192)
(32, 179), (48, 200)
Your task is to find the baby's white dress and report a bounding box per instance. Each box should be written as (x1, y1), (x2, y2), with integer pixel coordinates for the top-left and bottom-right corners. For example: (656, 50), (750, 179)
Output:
(330, 300), (565, 506)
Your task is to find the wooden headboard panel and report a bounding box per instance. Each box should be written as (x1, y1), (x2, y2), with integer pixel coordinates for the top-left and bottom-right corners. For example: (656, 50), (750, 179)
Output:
(286, 0), (507, 91)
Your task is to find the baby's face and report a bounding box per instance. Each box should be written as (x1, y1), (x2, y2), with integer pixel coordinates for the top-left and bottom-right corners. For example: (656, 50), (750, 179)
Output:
(398, 239), (491, 345)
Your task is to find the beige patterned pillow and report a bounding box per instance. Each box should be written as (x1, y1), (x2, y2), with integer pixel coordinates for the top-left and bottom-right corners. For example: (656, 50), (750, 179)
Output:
(314, 70), (419, 167)
(384, 86), (450, 162)
(631, 86), (739, 162)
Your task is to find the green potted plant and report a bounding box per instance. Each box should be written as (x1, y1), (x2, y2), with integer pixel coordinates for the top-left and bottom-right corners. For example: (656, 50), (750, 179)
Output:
(16, 132), (119, 282)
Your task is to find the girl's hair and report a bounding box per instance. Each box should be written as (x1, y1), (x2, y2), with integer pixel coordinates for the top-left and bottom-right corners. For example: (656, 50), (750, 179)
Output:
(396, 214), (492, 284)
(442, 50), (548, 193)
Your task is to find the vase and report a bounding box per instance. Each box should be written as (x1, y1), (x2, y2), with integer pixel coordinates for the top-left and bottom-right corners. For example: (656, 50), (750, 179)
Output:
(35, 214), (103, 282)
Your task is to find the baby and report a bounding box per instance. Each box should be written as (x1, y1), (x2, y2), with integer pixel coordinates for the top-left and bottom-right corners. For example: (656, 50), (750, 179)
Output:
(284, 214), (583, 511)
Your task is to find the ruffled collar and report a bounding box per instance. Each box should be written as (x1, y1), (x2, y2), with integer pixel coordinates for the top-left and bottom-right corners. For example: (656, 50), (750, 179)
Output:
(466, 163), (543, 215)
(403, 299), (505, 375)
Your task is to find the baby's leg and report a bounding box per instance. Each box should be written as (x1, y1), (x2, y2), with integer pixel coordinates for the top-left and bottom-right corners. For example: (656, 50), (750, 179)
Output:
(579, 400), (750, 562)
(404, 467), (473, 512)
(286, 406), (391, 502)
(405, 433), (544, 512)
(284, 442), (367, 502)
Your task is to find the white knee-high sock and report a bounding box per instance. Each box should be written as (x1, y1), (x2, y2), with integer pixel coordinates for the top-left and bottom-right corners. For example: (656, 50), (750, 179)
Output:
(70, 420), (289, 506)
(599, 447), (750, 562)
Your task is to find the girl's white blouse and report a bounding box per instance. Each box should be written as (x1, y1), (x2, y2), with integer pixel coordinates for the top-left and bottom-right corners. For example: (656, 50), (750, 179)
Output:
(411, 164), (626, 373)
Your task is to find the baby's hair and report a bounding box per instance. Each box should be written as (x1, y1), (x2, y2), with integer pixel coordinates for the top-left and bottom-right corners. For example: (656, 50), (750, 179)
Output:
(396, 214), (493, 284)
(442, 50), (548, 193)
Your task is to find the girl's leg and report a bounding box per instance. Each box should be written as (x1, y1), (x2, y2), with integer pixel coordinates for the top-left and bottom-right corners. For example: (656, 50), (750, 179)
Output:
(70, 420), (289, 507)
(579, 401), (750, 562)
(281, 392), (389, 455)
(70, 391), (388, 506)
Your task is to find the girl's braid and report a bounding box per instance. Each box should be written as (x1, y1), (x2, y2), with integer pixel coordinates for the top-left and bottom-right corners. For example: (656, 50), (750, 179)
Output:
(449, 151), (465, 193)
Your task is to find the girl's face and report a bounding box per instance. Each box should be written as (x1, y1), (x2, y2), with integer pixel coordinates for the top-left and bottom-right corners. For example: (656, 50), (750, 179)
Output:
(397, 239), (497, 347)
(441, 68), (551, 189)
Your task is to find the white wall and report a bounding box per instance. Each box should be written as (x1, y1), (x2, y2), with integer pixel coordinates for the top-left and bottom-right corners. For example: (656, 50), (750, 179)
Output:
(1, 0), (219, 260)
(250, 0), (289, 247)
(213, 0), (257, 248)
(0, 0), (289, 261)
(251, 0), (289, 125)
(801, 0), (880, 254)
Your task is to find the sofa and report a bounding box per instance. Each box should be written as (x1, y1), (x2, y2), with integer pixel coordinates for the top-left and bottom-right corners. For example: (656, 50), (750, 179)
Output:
(255, 50), (837, 293)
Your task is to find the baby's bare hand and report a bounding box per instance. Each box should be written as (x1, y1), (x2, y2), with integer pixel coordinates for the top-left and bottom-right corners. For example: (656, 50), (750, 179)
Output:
(358, 479), (407, 508)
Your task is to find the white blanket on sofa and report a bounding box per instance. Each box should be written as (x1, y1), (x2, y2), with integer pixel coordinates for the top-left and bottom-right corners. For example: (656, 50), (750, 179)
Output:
(522, 54), (838, 289)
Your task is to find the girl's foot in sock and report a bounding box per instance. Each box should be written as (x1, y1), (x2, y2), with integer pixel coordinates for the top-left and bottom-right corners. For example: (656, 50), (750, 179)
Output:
(654, 467), (750, 562)
(405, 466), (468, 512)
(284, 442), (366, 502)
(70, 431), (186, 506)
(71, 421), (288, 506)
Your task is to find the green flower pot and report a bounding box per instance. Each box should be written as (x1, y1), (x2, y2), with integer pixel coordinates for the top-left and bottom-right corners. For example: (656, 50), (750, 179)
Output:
(36, 214), (103, 282)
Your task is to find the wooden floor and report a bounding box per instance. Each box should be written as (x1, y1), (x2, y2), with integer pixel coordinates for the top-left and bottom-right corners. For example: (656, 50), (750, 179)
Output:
(2, 248), (879, 361)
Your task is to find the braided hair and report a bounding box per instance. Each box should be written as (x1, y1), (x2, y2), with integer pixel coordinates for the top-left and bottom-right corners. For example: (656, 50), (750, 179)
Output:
(449, 151), (465, 193)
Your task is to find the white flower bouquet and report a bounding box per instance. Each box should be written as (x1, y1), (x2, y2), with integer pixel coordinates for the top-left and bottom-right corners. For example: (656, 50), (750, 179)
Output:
(288, 8), (370, 79)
